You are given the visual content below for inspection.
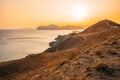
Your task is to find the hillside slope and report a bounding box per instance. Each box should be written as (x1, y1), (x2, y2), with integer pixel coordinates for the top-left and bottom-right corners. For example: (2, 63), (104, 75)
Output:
(0, 20), (120, 80)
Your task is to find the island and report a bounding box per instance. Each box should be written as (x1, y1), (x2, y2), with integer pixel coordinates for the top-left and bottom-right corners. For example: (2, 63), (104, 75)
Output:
(36, 24), (84, 30)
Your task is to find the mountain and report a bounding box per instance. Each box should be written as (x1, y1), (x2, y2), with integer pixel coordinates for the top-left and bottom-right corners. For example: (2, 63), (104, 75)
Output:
(83, 19), (120, 33)
(37, 24), (61, 30)
(0, 19), (120, 80)
(37, 24), (83, 30)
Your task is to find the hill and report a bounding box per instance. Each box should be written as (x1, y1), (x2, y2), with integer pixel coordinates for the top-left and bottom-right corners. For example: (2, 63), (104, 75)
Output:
(0, 19), (120, 80)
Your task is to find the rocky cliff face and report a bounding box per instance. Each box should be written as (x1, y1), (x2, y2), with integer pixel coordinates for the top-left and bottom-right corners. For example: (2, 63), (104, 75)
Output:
(45, 20), (120, 52)
(0, 20), (120, 80)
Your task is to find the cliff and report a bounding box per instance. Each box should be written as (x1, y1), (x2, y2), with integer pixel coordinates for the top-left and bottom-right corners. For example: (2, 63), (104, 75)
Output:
(0, 20), (120, 80)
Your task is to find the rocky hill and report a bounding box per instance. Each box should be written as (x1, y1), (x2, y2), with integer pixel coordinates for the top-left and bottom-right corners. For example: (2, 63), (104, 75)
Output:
(82, 19), (120, 33)
(0, 20), (120, 80)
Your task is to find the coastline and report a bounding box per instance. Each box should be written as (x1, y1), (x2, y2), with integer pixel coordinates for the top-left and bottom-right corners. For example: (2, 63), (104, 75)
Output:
(0, 30), (75, 62)
(0, 20), (120, 80)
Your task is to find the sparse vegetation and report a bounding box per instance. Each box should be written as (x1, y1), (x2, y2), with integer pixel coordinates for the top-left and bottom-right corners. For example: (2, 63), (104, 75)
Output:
(95, 51), (102, 56)
(59, 61), (66, 67)
(95, 63), (116, 77)
(107, 51), (118, 56)
(0, 20), (120, 80)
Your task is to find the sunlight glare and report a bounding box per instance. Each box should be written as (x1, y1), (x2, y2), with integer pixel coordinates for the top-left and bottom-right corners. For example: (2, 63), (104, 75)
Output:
(71, 6), (88, 21)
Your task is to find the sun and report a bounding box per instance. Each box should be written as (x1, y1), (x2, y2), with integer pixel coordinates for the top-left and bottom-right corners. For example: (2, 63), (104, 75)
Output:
(71, 6), (88, 21)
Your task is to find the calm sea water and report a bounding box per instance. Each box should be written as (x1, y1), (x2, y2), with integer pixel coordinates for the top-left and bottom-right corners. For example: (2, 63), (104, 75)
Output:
(0, 30), (76, 62)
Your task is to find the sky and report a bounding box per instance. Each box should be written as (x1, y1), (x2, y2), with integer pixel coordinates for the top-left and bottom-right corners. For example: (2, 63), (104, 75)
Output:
(0, 0), (120, 29)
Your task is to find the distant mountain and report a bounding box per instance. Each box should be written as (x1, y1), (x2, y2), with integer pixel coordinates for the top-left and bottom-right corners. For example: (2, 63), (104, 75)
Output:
(36, 24), (83, 30)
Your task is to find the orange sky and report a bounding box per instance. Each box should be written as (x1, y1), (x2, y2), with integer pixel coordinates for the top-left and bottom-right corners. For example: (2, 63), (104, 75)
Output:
(0, 0), (120, 29)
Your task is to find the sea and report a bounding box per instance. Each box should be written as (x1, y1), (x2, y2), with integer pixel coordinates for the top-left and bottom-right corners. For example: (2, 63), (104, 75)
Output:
(0, 29), (79, 62)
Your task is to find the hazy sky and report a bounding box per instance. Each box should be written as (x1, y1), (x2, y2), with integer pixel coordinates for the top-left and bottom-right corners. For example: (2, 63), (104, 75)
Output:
(0, 0), (120, 29)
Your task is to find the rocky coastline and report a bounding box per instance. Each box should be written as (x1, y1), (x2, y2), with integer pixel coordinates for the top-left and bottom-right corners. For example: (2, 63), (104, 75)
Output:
(0, 19), (120, 80)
